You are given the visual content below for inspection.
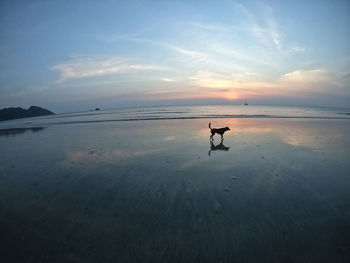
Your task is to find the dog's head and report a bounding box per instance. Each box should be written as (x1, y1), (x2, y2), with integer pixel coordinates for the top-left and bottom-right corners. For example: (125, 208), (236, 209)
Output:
(225, 127), (230, 131)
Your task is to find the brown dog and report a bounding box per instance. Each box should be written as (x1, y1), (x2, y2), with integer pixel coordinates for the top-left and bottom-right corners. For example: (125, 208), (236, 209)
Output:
(209, 122), (230, 140)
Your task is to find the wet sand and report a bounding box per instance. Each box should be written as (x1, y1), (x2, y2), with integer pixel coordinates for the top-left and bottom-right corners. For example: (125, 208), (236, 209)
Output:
(0, 118), (349, 263)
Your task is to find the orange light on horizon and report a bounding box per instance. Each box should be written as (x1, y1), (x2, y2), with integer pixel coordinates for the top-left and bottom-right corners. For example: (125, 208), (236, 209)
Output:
(146, 81), (301, 102)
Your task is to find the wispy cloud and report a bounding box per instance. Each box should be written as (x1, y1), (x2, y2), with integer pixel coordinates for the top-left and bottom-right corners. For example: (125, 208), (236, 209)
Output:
(189, 71), (236, 88)
(189, 70), (261, 89)
(280, 68), (342, 93)
(234, 2), (304, 53)
(186, 68), (341, 100)
(187, 21), (232, 32)
(169, 45), (206, 59)
(289, 46), (306, 52)
(128, 37), (209, 62)
(161, 78), (175, 82)
(51, 57), (169, 82)
(281, 69), (327, 82)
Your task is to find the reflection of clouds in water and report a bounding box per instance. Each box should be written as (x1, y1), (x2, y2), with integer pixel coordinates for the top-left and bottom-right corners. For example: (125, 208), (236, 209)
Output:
(63, 148), (163, 167)
(280, 134), (321, 149)
(275, 125), (347, 152)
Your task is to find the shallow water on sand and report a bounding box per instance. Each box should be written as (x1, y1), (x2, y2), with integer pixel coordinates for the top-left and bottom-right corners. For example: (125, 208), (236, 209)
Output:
(0, 118), (350, 263)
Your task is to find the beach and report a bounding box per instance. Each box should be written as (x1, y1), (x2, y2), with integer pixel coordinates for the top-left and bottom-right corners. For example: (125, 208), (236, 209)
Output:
(2, 0), (350, 261)
(1, 111), (350, 262)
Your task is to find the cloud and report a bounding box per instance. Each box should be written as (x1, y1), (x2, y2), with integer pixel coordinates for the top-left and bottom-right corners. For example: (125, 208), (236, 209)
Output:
(189, 71), (234, 88)
(185, 68), (345, 101)
(235, 2), (304, 53)
(233, 2), (279, 49)
(93, 33), (209, 62)
(188, 21), (232, 32)
(189, 70), (262, 89)
(51, 57), (169, 82)
(121, 37), (210, 65)
(169, 45), (206, 59)
(289, 46), (306, 52)
(280, 69), (346, 96)
(281, 69), (328, 83)
(161, 78), (175, 82)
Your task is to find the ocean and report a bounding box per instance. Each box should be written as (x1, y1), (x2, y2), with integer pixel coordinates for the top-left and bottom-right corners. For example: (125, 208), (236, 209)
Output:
(0, 105), (349, 129)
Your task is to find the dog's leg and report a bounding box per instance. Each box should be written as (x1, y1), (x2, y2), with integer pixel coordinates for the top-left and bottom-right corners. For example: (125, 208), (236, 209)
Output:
(209, 140), (215, 156)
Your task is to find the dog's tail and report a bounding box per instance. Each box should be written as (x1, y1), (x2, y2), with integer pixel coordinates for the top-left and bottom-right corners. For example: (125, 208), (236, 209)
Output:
(209, 122), (212, 130)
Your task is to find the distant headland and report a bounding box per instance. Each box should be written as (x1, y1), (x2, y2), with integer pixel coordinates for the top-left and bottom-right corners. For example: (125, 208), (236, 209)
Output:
(0, 106), (55, 121)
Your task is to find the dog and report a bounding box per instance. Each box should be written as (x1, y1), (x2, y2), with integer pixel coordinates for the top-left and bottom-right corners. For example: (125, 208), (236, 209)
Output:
(209, 122), (230, 140)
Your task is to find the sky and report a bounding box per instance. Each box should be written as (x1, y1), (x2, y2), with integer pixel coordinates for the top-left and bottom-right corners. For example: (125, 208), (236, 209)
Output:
(0, 0), (349, 113)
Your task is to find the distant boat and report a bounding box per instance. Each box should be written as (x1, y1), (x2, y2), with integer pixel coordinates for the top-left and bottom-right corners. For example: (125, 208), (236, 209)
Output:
(244, 100), (248, 105)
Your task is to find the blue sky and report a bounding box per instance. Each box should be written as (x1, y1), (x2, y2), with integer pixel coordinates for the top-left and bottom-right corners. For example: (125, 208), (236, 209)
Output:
(1, 0), (349, 112)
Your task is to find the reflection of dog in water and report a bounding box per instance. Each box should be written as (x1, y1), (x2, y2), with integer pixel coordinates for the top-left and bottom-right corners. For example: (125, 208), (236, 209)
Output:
(209, 140), (230, 156)
(209, 122), (230, 140)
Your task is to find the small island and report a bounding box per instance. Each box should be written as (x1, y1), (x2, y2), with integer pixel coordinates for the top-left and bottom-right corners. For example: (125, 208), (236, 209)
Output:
(0, 106), (55, 121)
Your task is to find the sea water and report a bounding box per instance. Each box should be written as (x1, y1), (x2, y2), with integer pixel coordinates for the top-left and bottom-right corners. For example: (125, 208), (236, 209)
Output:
(0, 105), (349, 129)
